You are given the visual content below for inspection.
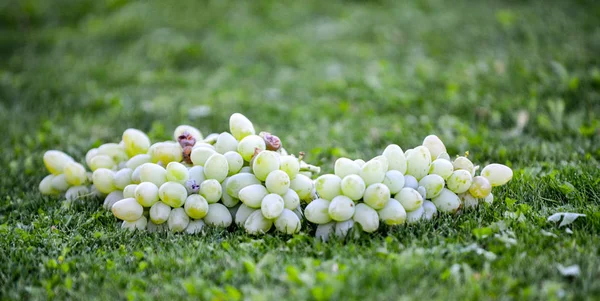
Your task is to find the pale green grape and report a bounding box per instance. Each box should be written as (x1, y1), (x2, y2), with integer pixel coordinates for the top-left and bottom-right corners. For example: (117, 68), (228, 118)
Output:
(437, 152), (451, 161)
(193, 143), (215, 150)
(50, 174), (69, 192)
(429, 159), (454, 180)
(204, 203), (232, 227)
(328, 195), (355, 221)
(452, 156), (474, 172)
(215, 132), (238, 154)
(43, 150), (74, 175)
(184, 194), (209, 219)
(334, 158), (360, 178)
(406, 206), (424, 224)
(469, 176), (492, 198)
(431, 188), (461, 213)
(85, 148), (98, 169)
(64, 162), (87, 186)
(151, 142), (183, 164)
(123, 184), (138, 198)
(360, 159), (386, 186)
(459, 192), (478, 209)
(282, 189), (300, 210)
(239, 166), (252, 173)
(244, 210), (272, 235)
(422, 200), (437, 220)
(417, 186), (427, 200)
(372, 155), (389, 172)
(226, 173), (261, 198)
(188, 166), (206, 184)
(418, 174), (445, 198)
(235, 204), (257, 226)
(122, 128), (151, 157)
(102, 190), (124, 210)
(315, 174), (342, 201)
(252, 151), (280, 181)
(159, 181), (188, 208)
(446, 170), (472, 194)
(377, 198), (407, 225)
(224, 151), (244, 176)
(404, 175), (418, 189)
(274, 209), (301, 234)
(39, 175), (59, 195)
(168, 208), (190, 232)
(290, 174), (313, 201)
(304, 198), (332, 224)
(353, 203), (379, 233)
(261, 193), (284, 219)
(363, 183), (390, 209)
(173, 125), (203, 141)
(484, 192), (494, 204)
(229, 113), (256, 140)
(481, 163), (513, 186)
(149, 201), (171, 224)
(90, 155), (115, 171)
(92, 168), (115, 194)
(340, 174), (366, 201)
(66, 185), (90, 202)
(315, 222), (335, 242)
(279, 155), (300, 179)
(112, 198), (143, 221)
(265, 170), (290, 195)
(139, 163), (167, 187)
(185, 220), (205, 234)
(394, 187), (423, 212)
(98, 143), (128, 164)
(354, 159), (366, 168)
(334, 219), (354, 238)
(113, 168), (133, 190)
(166, 162), (189, 184)
(382, 144), (407, 173)
(126, 154), (152, 170)
(121, 216), (147, 231)
(406, 146), (431, 180)
(382, 170), (405, 195)
(191, 146), (218, 167)
(199, 179), (222, 204)
(237, 135), (266, 162)
(422, 135), (447, 159)
(221, 177), (240, 207)
(135, 182), (160, 207)
(203, 153), (229, 182)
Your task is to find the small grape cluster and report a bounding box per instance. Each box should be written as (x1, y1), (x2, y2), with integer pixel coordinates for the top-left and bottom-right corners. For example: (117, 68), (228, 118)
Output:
(304, 135), (513, 241)
(39, 113), (320, 234)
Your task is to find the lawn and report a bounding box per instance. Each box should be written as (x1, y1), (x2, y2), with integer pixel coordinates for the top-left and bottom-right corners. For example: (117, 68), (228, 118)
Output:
(1, 0), (600, 299)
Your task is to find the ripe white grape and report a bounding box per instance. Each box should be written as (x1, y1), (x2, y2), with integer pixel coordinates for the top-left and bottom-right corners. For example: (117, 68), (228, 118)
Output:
(453, 156), (474, 172)
(193, 143), (215, 150)
(460, 192), (479, 209)
(484, 192), (494, 204)
(406, 206), (424, 224)
(239, 166), (252, 173)
(315, 174), (342, 201)
(122, 183), (136, 199)
(113, 168), (133, 190)
(139, 163), (167, 187)
(135, 182), (160, 207)
(92, 168), (115, 194)
(394, 187), (423, 212)
(215, 132), (238, 154)
(290, 174), (313, 201)
(112, 198), (143, 221)
(315, 222), (335, 242)
(265, 170), (290, 195)
(126, 154), (151, 170)
(353, 203), (379, 233)
(85, 148), (99, 169)
(43, 150), (74, 175)
(121, 216), (147, 231)
(131, 166), (141, 184)
(203, 153), (229, 182)
(403, 175), (418, 189)
(237, 135), (266, 162)
(279, 155), (300, 179)
(168, 207), (190, 232)
(39, 175), (58, 195)
(64, 162), (87, 186)
(261, 194), (285, 219)
(188, 166), (206, 184)
(406, 146), (431, 180)
(382, 144), (407, 173)
(185, 220), (206, 234)
(220, 177), (240, 207)
(334, 220), (354, 238)
(50, 174), (69, 192)
(159, 181), (188, 208)
(446, 170), (473, 194)
(149, 201), (171, 224)
(481, 163), (513, 186)
(354, 159), (366, 167)
(377, 198), (407, 225)
(190, 147), (216, 166)
(363, 183), (390, 209)
(431, 188), (461, 213)
(98, 143), (128, 164)
(199, 179), (222, 204)
(282, 189), (300, 210)
(226, 173), (261, 198)
(422, 200), (437, 220)
(382, 170), (405, 195)
(184, 194), (209, 219)
(328, 195), (355, 221)
(173, 125), (203, 141)
(102, 190), (124, 210)
(66, 185), (90, 202)
(152, 142), (183, 164)
(274, 209), (301, 234)
(372, 155), (389, 172)
(238, 184), (268, 208)
(359, 159), (386, 186)
(417, 186), (427, 200)
(122, 128), (151, 157)
(422, 135), (447, 159)
(235, 204), (257, 226)
(418, 174), (445, 198)
(252, 151), (280, 181)
(437, 152), (451, 161)
(429, 159), (454, 180)
(224, 151), (244, 176)
(304, 198), (332, 224)
(204, 203), (232, 227)
(166, 162), (189, 184)
(340, 174), (366, 201)
(89, 155), (115, 171)
(244, 210), (273, 234)
(469, 176), (492, 198)
(334, 158), (361, 178)
(229, 113), (255, 140)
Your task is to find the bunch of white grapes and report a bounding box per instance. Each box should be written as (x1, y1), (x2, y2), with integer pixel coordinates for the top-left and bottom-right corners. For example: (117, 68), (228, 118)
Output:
(39, 113), (320, 235)
(304, 135), (513, 241)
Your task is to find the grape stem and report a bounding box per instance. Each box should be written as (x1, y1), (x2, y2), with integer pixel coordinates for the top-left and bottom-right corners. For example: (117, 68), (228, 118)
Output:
(300, 162), (321, 174)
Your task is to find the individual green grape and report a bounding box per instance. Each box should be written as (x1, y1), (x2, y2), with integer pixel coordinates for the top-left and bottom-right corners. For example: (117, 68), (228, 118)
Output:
(229, 113), (256, 140)
(188, 166), (206, 184)
(265, 170), (290, 195)
(66, 185), (90, 202)
(469, 176), (492, 198)
(226, 173), (261, 198)
(252, 151), (280, 181)
(111, 198), (143, 221)
(90, 155), (115, 171)
(315, 174), (342, 201)
(123, 184), (138, 199)
(282, 189), (300, 210)
(43, 150), (75, 175)
(481, 163), (513, 187)
(199, 179), (222, 204)
(437, 152), (451, 161)
(422, 200), (437, 220)
(85, 148), (99, 170)
(184, 194), (209, 219)
(237, 135), (266, 162)
(203, 153), (229, 182)
(39, 175), (59, 195)
(446, 170), (473, 194)
(377, 198), (407, 225)
(139, 163), (168, 187)
(353, 203), (379, 233)
(244, 210), (272, 235)
(159, 182), (188, 208)
(215, 132), (238, 154)
(122, 128), (151, 157)
(328, 195), (355, 221)
(334, 220), (354, 238)
(50, 174), (69, 192)
(431, 188), (461, 213)
(422, 135), (447, 159)
(204, 203), (232, 227)
(131, 166), (141, 184)
(334, 158), (361, 179)
(363, 183), (390, 210)
(372, 155), (389, 172)
(97, 143), (128, 166)
(459, 192), (479, 209)
(220, 177), (240, 207)
(274, 209), (301, 234)
(280, 155), (300, 179)
(304, 198), (332, 224)
(113, 168), (133, 190)
(166, 162), (189, 184)
(185, 220), (205, 234)
(239, 166), (252, 173)
(149, 201), (171, 224)
(121, 216), (147, 231)
(382, 170), (405, 195)
(382, 144), (407, 173)
(151, 142), (183, 164)
(354, 159), (366, 168)
(315, 222), (335, 242)
(417, 186), (427, 200)
(64, 162), (87, 186)
(190, 147), (216, 167)
(92, 168), (115, 194)
(418, 174), (445, 198)
(406, 206), (424, 224)
(261, 193), (285, 219)
(360, 159), (386, 186)
(429, 159), (454, 180)
(102, 190), (124, 210)
(453, 156), (474, 172)
(404, 175), (418, 189)
(235, 204), (257, 226)
(406, 146), (431, 180)
(135, 182), (159, 207)
(173, 125), (203, 142)
(290, 174), (313, 201)
(340, 174), (366, 201)
(224, 151), (244, 176)
(193, 143), (215, 150)
(484, 193), (494, 204)
(126, 154), (152, 170)
(394, 187), (423, 212)
(168, 208), (190, 232)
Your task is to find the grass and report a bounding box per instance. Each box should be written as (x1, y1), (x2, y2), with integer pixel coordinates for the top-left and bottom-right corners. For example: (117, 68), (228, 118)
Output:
(1, 0), (600, 299)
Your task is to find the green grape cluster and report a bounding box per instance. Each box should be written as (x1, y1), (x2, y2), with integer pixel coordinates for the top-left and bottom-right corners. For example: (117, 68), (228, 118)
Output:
(39, 113), (320, 234)
(305, 135), (513, 241)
